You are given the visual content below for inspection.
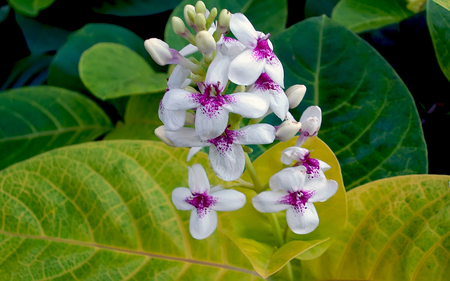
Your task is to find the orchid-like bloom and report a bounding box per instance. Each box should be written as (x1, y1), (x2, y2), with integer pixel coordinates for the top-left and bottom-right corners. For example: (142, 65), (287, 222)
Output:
(287, 106), (322, 147)
(247, 72), (289, 120)
(228, 13), (284, 87)
(281, 146), (331, 180)
(159, 65), (192, 131)
(163, 51), (269, 140)
(252, 167), (338, 234)
(172, 164), (246, 239)
(166, 124), (276, 181)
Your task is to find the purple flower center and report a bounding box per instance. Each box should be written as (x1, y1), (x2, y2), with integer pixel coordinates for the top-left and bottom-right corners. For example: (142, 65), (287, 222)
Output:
(185, 192), (217, 218)
(294, 152), (321, 178)
(278, 189), (315, 213)
(191, 84), (230, 119)
(208, 128), (243, 156)
(254, 73), (279, 92)
(253, 35), (277, 63)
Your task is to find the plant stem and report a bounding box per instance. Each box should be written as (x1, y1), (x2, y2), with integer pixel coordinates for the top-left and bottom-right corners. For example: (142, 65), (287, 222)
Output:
(284, 261), (294, 281)
(244, 153), (263, 192)
(269, 213), (284, 248)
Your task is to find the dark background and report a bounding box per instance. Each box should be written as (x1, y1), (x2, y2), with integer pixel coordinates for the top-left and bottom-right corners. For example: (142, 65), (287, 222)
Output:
(1, 0), (448, 174)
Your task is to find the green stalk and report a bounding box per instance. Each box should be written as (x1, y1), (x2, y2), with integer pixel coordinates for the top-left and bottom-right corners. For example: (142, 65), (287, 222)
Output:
(244, 153), (263, 192)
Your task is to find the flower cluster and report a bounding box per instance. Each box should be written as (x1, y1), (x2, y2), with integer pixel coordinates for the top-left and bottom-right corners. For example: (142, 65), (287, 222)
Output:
(146, 1), (337, 239)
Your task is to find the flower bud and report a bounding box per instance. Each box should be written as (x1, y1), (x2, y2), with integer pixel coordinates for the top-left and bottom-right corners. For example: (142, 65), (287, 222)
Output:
(184, 4), (196, 27)
(194, 13), (206, 30)
(195, 1), (207, 14)
(286, 84), (306, 109)
(206, 7), (217, 28)
(218, 9), (231, 31)
(196, 30), (216, 56)
(172, 16), (187, 36)
(144, 38), (172, 66)
(155, 126), (176, 147)
(275, 119), (302, 142)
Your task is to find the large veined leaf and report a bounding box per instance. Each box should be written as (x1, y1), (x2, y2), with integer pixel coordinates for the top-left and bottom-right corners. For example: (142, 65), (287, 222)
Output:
(229, 137), (347, 278)
(93, 0), (182, 16)
(0, 141), (264, 280)
(434, 0), (450, 11)
(48, 24), (155, 93)
(165, 0), (287, 52)
(0, 86), (112, 171)
(7, 0), (54, 17)
(271, 16), (427, 190)
(331, 0), (414, 33)
(304, 0), (340, 18)
(427, 0), (450, 82)
(79, 43), (167, 100)
(299, 174), (450, 280)
(104, 93), (163, 140)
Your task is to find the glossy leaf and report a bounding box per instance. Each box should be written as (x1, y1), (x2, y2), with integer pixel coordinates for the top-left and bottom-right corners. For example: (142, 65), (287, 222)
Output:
(0, 5), (10, 23)
(427, 0), (450, 82)
(305, 0), (340, 18)
(93, 0), (182, 16)
(165, 0), (287, 52)
(48, 23), (155, 92)
(104, 93), (163, 140)
(0, 86), (112, 171)
(7, 0), (54, 17)
(79, 43), (167, 100)
(0, 141), (263, 280)
(434, 0), (450, 11)
(300, 174), (450, 280)
(331, 0), (413, 33)
(230, 137), (347, 278)
(271, 16), (427, 190)
(15, 13), (70, 54)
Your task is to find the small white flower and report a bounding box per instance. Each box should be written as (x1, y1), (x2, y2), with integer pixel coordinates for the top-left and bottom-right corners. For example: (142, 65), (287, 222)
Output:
(172, 164), (246, 239)
(228, 13), (284, 87)
(252, 167), (338, 234)
(281, 146), (331, 180)
(287, 106), (322, 147)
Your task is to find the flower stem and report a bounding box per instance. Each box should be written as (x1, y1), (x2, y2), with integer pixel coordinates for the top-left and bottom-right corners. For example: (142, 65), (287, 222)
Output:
(244, 153), (263, 193)
(268, 213), (284, 248)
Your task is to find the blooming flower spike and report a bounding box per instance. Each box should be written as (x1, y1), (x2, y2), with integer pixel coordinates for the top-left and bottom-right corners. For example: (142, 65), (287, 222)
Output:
(252, 167), (338, 234)
(172, 164), (246, 239)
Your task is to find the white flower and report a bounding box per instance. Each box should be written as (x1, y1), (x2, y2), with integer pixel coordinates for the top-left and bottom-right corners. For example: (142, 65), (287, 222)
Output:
(287, 106), (322, 147)
(228, 13), (284, 87)
(166, 124), (276, 181)
(172, 164), (246, 239)
(252, 167), (338, 234)
(163, 51), (269, 140)
(281, 146), (331, 180)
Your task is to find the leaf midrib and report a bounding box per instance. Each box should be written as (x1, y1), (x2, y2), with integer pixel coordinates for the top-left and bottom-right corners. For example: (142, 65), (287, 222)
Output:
(0, 230), (260, 277)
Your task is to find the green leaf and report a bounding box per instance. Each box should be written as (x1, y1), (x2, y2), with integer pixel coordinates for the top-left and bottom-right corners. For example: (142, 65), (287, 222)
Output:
(93, 0), (182, 16)
(0, 86), (112, 171)
(7, 0), (54, 17)
(104, 93), (163, 140)
(300, 174), (450, 280)
(79, 43), (167, 100)
(0, 141), (264, 280)
(48, 23), (156, 93)
(305, 0), (340, 18)
(434, 0), (450, 11)
(271, 16), (427, 190)
(230, 137), (347, 278)
(15, 13), (70, 54)
(331, 0), (413, 33)
(0, 5), (10, 23)
(165, 0), (287, 52)
(428, 0), (450, 82)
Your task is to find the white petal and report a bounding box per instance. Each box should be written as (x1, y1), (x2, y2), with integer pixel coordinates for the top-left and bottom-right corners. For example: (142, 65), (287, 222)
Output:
(209, 143), (245, 181)
(163, 89), (199, 111)
(167, 65), (191, 89)
(269, 167), (306, 193)
(187, 147), (203, 161)
(179, 44), (198, 56)
(252, 191), (291, 213)
(188, 164), (211, 194)
(162, 109), (186, 131)
(281, 147), (309, 164)
(165, 127), (208, 147)
(172, 187), (195, 210)
(268, 87), (289, 120)
(211, 189), (246, 211)
(226, 92), (269, 118)
(264, 55), (284, 88)
(286, 203), (319, 234)
(228, 49), (265, 86)
(195, 104), (229, 140)
(229, 13), (258, 48)
(306, 179), (338, 203)
(205, 51), (230, 91)
(318, 160), (331, 172)
(234, 124), (275, 145)
(190, 209), (218, 240)
(220, 37), (246, 59)
(300, 106), (322, 134)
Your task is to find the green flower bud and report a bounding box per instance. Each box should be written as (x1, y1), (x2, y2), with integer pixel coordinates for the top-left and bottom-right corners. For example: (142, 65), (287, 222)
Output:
(218, 9), (231, 31)
(196, 30), (216, 56)
(183, 4), (196, 27)
(206, 7), (217, 29)
(195, 1), (207, 15)
(172, 16), (187, 36)
(194, 13), (206, 31)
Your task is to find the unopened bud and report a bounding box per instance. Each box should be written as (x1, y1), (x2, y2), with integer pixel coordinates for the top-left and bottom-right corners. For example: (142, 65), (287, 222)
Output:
(286, 84), (306, 109)
(194, 13), (206, 30)
(155, 126), (176, 147)
(144, 38), (172, 66)
(196, 31), (216, 56)
(206, 7), (217, 28)
(172, 16), (187, 36)
(275, 120), (302, 142)
(218, 9), (231, 31)
(184, 4), (196, 27)
(195, 1), (207, 14)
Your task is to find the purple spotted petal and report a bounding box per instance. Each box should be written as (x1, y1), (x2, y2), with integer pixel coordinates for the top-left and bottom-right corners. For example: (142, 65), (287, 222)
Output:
(208, 136), (245, 181)
(189, 208), (218, 240)
(228, 49), (265, 86)
(252, 191), (291, 213)
(286, 202), (319, 234)
(172, 187), (195, 211)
